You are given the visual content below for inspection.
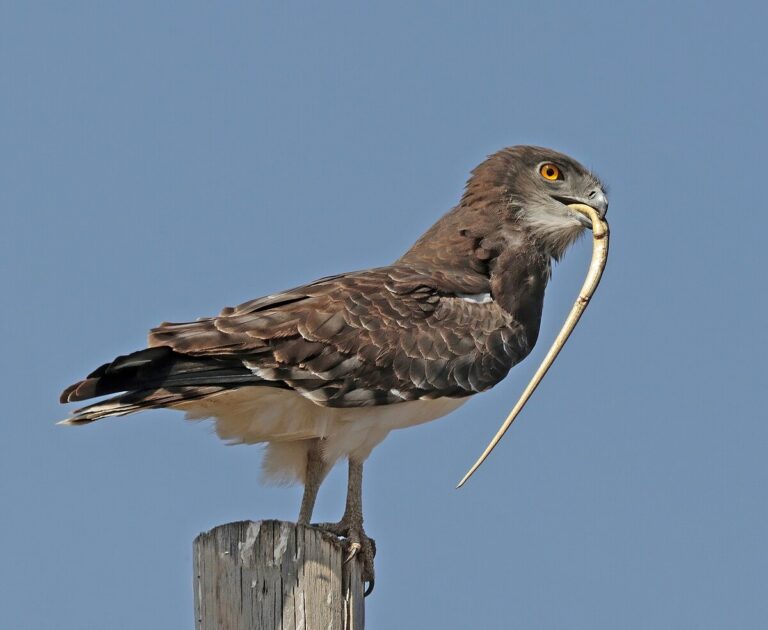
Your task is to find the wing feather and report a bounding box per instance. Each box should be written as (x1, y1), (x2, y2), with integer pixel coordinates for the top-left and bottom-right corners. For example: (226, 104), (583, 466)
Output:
(63, 264), (531, 419)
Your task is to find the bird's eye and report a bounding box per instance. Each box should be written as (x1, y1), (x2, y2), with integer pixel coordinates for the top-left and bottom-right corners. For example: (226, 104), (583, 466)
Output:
(539, 163), (562, 181)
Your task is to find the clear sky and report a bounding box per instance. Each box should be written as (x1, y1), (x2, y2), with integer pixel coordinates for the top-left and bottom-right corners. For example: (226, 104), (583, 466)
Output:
(2, 2), (767, 628)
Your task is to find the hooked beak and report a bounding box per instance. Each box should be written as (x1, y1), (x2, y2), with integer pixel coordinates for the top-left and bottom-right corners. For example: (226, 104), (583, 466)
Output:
(553, 191), (609, 228)
(567, 202), (609, 238)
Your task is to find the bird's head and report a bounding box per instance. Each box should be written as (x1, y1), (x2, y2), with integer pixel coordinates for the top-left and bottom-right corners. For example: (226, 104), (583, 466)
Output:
(400, 145), (607, 270)
(462, 145), (608, 260)
(455, 147), (611, 488)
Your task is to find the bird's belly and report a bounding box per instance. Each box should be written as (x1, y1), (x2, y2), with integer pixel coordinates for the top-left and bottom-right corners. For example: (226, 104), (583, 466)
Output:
(178, 386), (467, 483)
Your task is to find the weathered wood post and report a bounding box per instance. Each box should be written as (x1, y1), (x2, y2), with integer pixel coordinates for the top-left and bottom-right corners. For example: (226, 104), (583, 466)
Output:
(194, 520), (365, 630)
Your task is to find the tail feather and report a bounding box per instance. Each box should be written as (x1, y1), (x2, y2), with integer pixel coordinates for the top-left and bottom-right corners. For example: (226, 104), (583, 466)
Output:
(59, 385), (227, 425)
(59, 345), (273, 425)
(61, 346), (260, 403)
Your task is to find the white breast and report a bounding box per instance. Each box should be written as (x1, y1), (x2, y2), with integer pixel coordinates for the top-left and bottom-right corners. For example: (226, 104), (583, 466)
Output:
(177, 387), (467, 484)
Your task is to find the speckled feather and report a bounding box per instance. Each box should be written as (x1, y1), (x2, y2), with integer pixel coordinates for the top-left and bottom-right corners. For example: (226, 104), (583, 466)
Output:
(59, 145), (604, 474)
(62, 264), (533, 418)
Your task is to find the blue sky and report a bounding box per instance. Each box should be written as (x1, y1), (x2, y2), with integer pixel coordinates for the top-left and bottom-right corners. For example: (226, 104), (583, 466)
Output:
(2, 2), (767, 628)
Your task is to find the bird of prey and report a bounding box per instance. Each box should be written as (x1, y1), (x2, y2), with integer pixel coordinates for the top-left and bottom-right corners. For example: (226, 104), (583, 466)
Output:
(60, 145), (608, 593)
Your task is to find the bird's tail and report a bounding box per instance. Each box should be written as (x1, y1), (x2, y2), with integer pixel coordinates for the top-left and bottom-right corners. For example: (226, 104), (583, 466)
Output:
(58, 385), (228, 425)
(59, 346), (260, 425)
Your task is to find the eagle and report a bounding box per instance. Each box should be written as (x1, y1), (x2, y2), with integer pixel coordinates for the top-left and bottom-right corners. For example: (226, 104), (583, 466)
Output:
(60, 145), (608, 594)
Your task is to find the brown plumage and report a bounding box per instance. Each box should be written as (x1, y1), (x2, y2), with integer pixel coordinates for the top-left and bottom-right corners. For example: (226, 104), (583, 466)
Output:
(59, 145), (608, 591)
(62, 266), (522, 416)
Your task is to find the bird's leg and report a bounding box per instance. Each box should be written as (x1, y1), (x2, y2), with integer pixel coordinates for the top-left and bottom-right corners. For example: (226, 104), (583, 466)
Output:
(314, 458), (376, 594)
(297, 438), (330, 525)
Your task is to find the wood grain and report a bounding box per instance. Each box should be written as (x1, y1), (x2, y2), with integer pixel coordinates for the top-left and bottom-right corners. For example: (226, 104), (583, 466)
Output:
(194, 520), (364, 629)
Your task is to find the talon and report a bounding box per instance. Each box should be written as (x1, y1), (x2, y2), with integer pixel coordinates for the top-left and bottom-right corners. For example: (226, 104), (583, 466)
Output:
(312, 519), (376, 594)
(344, 542), (362, 564)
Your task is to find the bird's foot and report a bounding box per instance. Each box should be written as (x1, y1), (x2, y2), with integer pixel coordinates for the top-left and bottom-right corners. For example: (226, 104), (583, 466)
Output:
(313, 519), (376, 596)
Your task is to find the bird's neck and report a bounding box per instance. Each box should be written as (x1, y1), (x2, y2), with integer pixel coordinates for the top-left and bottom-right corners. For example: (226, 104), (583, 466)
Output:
(398, 204), (551, 346)
(489, 243), (550, 348)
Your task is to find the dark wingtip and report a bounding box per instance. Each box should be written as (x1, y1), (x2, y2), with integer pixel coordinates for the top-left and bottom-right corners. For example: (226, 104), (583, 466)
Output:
(61, 347), (177, 404)
(60, 378), (102, 403)
(60, 382), (79, 403)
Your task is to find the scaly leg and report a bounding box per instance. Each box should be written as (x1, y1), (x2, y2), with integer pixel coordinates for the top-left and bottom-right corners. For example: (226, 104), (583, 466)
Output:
(297, 438), (330, 525)
(315, 458), (376, 595)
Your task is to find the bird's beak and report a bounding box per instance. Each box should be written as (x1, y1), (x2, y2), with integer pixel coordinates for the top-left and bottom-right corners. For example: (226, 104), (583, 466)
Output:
(586, 191), (609, 218)
(457, 203), (609, 488)
(555, 192), (609, 228)
(568, 202), (609, 238)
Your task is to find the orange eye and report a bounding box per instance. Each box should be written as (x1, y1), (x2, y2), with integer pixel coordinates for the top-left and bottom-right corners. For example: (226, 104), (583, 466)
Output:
(539, 163), (561, 181)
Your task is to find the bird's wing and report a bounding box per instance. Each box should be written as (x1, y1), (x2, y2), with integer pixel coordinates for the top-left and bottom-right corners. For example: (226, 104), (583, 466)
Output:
(145, 265), (526, 407)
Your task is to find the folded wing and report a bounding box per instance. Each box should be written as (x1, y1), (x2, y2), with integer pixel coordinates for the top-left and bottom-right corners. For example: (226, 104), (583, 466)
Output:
(61, 265), (528, 423)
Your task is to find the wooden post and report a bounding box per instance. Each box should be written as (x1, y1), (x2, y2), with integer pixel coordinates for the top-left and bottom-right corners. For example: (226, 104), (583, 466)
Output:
(194, 520), (365, 630)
